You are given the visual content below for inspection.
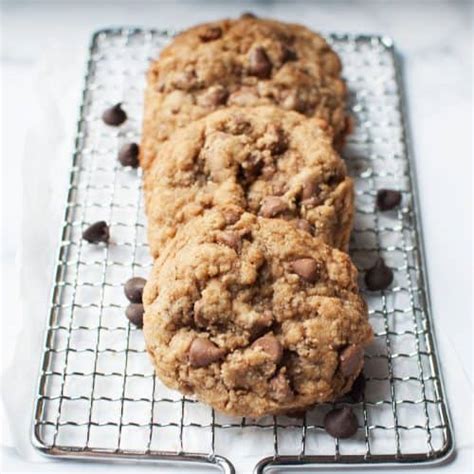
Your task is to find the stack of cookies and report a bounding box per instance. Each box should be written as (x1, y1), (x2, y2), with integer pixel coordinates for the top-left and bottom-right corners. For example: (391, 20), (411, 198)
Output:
(140, 15), (373, 418)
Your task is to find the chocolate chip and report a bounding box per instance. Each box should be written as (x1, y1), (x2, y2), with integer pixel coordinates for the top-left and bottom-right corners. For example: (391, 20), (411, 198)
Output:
(347, 373), (366, 402)
(301, 177), (319, 201)
(269, 372), (293, 401)
(125, 303), (144, 328)
(239, 154), (263, 181)
(241, 11), (257, 19)
(223, 208), (242, 225)
(216, 231), (242, 252)
(339, 344), (364, 377)
(124, 277), (146, 303)
(248, 47), (272, 79)
(290, 258), (319, 283)
(199, 26), (222, 42)
(82, 221), (109, 244)
(376, 189), (401, 211)
(324, 406), (358, 438)
(296, 219), (313, 235)
(118, 143), (139, 168)
(252, 333), (283, 364)
(193, 300), (206, 327)
(281, 45), (298, 63)
(365, 258), (393, 291)
(200, 86), (228, 107)
(189, 338), (225, 367)
(102, 103), (127, 126)
(259, 196), (288, 217)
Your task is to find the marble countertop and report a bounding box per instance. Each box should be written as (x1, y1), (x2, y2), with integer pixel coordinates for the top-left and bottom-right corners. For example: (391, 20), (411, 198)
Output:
(1, 1), (472, 473)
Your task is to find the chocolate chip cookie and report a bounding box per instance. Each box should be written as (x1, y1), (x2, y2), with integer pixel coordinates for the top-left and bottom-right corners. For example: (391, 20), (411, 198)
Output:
(140, 15), (349, 171)
(143, 209), (373, 417)
(144, 106), (354, 258)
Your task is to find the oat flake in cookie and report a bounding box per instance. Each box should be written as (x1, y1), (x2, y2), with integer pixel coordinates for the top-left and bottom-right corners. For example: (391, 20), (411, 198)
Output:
(143, 210), (373, 418)
(144, 106), (354, 258)
(140, 16), (349, 170)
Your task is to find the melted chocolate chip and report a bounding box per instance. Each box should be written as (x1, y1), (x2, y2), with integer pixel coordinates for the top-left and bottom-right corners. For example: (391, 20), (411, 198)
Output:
(199, 26), (222, 42)
(365, 258), (393, 291)
(102, 103), (127, 126)
(252, 333), (283, 364)
(82, 221), (109, 244)
(248, 47), (272, 79)
(118, 143), (139, 168)
(259, 196), (288, 217)
(189, 338), (225, 367)
(216, 231), (242, 252)
(290, 258), (319, 283)
(296, 219), (314, 235)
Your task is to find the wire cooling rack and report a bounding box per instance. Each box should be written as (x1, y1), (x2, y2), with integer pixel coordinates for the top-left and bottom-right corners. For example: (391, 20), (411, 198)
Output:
(31, 29), (453, 473)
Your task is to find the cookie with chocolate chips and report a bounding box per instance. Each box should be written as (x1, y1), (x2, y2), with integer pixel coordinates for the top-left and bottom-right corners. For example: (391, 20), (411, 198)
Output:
(143, 209), (373, 417)
(140, 15), (349, 171)
(144, 106), (354, 258)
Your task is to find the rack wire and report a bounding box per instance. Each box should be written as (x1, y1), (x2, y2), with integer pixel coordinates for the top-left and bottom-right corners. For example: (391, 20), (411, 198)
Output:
(32, 29), (453, 473)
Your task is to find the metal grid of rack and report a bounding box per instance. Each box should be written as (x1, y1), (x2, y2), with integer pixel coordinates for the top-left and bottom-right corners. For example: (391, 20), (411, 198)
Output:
(32, 29), (453, 473)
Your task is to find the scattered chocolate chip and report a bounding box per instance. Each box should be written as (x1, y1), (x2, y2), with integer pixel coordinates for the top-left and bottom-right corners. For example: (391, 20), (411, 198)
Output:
(200, 86), (228, 107)
(216, 231), (242, 252)
(324, 406), (358, 438)
(189, 338), (226, 367)
(125, 303), (144, 328)
(347, 373), (366, 402)
(199, 26), (222, 42)
(102, 103), (127, 126)
(339, 345), (364, 377)
(290, 258), (319, 283)
(241, 11), (257, 19)
(376, 189), (401, 211)
(259, 196), (288, 217)
(124, 277), (146, 304)
(281, 45), (298, 63)
(296, 219), (314, 235)
(118, 143), (139, 168)
(248, 47), (272, 79)
(82, 221), (109, 244)
(365, 258), (393, 291)
(252, 333), (283, 364)
(269, 372), (293, 401)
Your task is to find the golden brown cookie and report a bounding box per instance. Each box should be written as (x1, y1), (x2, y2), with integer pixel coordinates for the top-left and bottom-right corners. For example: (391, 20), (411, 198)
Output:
(140, 15), (349, 171)
(144, 106), (354, 258)
(143, 210), (373, 418)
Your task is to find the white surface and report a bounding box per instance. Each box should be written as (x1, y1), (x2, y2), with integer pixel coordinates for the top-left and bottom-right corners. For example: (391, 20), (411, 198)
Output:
(0, 0), (472, 473)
